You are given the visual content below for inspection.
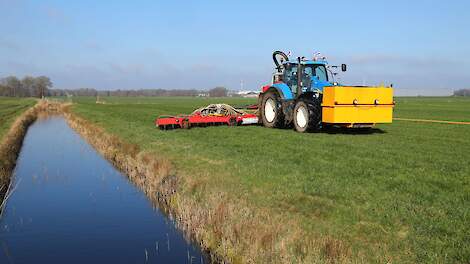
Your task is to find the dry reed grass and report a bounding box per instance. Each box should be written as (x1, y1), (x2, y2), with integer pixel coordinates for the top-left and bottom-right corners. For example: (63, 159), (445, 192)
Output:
(0, 100), (52, 210)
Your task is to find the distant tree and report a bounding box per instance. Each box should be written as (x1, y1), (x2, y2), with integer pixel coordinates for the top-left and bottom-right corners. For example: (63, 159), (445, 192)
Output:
(0, 83), (7, 96)
(209, 86), (228, 97)
(33, 76), (52, 98)
(0, 75), (56, 97)
(454, 89), (470, 96)
(1, 76), (21, 97)
(53, 88), (68, 97)
(21, 76), (35, 97)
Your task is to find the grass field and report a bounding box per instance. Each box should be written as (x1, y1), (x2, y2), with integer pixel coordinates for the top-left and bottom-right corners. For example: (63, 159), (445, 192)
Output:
(0, 97), (36, 141)
(65, 96), (470, 262)
(394, 97), (470, 122)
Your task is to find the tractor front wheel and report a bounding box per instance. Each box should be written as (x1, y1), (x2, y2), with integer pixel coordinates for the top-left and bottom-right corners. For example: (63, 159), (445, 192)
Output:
(293, 100), (321, 132)
(260, 91), (284, 128)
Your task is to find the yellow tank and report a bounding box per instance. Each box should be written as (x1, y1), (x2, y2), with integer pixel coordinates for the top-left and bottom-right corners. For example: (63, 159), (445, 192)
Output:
(322, 86), (394, 127)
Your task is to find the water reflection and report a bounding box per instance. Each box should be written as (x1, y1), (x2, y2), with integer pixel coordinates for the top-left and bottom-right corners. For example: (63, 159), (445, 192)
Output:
(0, 116), (208, 263)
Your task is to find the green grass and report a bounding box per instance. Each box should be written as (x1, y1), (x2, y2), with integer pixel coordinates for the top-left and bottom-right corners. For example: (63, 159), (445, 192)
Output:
(0, 97), (36, 140)
(394, 96), (470, 122)
(70, 96), (470, 263)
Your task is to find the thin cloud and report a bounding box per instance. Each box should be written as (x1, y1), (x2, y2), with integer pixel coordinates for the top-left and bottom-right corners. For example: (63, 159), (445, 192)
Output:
(0, 38), (21, 52)
(1, 60), (39, 76)
(348, 53), (462, 68)
(83, 41), (104, 52)
(0, 0), (26, 10)
(50, 61), (265, 90)
(44, 6), (70, 24)
(108, 63), (145, 76)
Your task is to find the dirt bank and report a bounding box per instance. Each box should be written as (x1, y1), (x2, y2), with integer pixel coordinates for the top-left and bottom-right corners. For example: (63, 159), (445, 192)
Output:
(0, 101), (52, 210)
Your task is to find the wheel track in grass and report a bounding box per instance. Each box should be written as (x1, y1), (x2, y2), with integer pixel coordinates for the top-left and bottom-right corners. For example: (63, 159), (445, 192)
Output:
(394, 117), (470, 125)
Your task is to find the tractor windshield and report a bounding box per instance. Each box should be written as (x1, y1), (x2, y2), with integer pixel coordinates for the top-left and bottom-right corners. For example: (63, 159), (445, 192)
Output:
(303, 65), (328, 82)
(282, 63), (329, 94)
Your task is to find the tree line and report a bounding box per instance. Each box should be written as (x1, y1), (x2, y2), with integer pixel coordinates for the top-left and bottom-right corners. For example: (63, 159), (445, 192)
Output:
(453, 89), (470, 96)
(49, 88), (203, 97)
(0, 76), (52, 98)
(50, 86), (229, 97)
(1, 75), (229, 98)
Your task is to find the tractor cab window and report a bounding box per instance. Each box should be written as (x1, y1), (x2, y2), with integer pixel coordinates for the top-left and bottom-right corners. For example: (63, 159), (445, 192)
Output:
(314, 65), (328, 82)
(301, 65), (328, 84)
(303, 67), (314, 78)
(284, 64), (298, 93)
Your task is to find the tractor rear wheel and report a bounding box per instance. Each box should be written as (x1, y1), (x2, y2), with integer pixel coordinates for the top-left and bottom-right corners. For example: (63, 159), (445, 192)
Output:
(293, 100), (321, 132)
(260, 91), (284, 128)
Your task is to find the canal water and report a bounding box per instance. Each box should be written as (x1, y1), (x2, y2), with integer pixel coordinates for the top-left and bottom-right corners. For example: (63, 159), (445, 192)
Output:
(0, 116), (208, 263)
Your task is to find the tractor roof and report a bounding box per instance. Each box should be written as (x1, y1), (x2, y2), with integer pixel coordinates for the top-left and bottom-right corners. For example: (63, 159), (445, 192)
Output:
(282, 60), (327, 66)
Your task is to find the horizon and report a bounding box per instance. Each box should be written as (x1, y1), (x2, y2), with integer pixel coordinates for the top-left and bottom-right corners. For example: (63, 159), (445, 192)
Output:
(1, 0), (469, 96)
(48, 87), (468, 97)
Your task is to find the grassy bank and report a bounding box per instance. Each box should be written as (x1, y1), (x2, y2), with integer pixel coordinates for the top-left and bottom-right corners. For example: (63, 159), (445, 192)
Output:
(0, 97), (36, 140)
(0, 98), (38, 211)
(69, 96), (470, 263)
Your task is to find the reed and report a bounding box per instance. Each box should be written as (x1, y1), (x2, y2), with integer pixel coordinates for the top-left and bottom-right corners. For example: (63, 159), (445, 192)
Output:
(0, 101), (52, 210)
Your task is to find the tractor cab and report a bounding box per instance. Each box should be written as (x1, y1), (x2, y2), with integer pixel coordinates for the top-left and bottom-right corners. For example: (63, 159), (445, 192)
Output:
(272, 53), (340, 99)
(283, 60), (331, 94)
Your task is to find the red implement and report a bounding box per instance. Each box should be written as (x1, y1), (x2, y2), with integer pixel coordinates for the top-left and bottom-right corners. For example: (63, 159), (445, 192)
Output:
(156, 113), (258, 130)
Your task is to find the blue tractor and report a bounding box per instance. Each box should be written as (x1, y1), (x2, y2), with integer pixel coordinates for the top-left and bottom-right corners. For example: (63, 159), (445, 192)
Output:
(258, 51), (394, 132)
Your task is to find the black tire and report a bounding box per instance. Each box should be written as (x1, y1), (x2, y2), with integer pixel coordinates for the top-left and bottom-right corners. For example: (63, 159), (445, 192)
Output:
(182, 119), (190, 129)
(260, 91), (285, 128)
(293, 99), (322, 133)
(228, 117), (238, 127)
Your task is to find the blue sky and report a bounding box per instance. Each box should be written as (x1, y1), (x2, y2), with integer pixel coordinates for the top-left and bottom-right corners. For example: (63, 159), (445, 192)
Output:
(0, 0), (469, 95)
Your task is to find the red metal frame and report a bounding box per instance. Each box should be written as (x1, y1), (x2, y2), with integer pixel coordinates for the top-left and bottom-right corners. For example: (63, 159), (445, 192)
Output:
(156, 113), (258, 129)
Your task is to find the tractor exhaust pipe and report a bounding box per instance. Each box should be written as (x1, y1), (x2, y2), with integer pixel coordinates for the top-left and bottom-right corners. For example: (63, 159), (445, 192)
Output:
(273, 51), (289, 73)
(297, 57), (302, 97)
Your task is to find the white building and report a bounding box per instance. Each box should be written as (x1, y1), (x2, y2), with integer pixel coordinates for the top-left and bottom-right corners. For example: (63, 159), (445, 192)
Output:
(236, 90), (260, 98)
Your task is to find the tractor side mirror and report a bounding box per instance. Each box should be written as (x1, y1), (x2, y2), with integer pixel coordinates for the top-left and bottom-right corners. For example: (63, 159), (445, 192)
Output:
(341, 64), (347, 72)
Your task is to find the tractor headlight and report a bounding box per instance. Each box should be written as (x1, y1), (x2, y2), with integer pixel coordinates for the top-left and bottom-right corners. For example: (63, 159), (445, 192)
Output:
(374, 99), (380, 105)
(353, 99), (358, 105)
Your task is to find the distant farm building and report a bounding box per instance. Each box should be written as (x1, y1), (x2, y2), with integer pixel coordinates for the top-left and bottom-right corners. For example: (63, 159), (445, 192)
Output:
(234, 90), (260, 98)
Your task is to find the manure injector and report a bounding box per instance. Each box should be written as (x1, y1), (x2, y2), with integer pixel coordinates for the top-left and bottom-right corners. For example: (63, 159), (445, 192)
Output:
(156, 51), (394, 131)
(156, 104), (259, 129)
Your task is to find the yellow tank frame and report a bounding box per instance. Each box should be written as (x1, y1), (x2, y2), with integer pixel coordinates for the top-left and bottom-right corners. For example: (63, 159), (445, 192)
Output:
(322, 86), (394, 127)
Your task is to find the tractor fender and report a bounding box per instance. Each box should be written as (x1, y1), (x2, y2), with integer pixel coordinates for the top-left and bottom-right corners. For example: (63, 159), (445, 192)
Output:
(267, 83), (294, 100)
